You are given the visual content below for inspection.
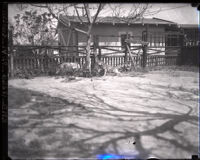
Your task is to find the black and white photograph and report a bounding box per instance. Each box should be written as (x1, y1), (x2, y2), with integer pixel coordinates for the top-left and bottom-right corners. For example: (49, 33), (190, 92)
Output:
(7, 3), (199, 159)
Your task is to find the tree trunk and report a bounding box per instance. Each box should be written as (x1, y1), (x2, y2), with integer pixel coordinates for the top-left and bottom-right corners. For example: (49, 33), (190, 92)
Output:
(85, 34), (92, 72)
(85, 24), (93, 72)
(93, 35), (99, 64)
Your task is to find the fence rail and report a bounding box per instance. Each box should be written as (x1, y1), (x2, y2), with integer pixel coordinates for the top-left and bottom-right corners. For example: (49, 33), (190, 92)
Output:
(8, 54), (178, 77)
(8, 29), (182, 77)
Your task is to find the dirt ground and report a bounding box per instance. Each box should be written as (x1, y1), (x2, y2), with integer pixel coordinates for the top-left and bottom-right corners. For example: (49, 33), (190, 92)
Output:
(8, 66), (199, 159)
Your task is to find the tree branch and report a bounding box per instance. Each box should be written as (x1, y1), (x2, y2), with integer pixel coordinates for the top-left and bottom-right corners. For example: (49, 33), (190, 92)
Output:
(46, 5), (88, 35)
(92, 3), (104, 24)
(74, 5), (84, 24)
(84, 4), (92, 24)
(73, 27), (88, 35)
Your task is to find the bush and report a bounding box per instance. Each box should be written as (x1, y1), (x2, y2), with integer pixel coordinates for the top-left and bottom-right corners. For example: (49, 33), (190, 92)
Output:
(75, 68), (92, 77)
(46, 68), (57, 76)
(91, 63), (106, 77)
(13, 68), (33, 79)
(32, 68), (43, 76)
(13, 68), (46, 79)
(91, 62), (121, 76)
(118, 64), (132, 72)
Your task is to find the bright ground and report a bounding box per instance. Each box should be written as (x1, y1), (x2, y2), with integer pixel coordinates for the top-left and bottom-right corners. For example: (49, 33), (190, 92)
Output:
(8, 66), (199, 159)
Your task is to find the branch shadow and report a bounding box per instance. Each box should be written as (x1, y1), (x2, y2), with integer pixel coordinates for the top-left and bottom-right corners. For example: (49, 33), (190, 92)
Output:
(8, 82), (198, 159)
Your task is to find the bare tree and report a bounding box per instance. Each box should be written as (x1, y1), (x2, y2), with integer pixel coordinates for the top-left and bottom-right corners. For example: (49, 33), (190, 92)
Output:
(14, 3), (160, 72)
(24, 3), (104, 72)
(108, 4), (161, 23)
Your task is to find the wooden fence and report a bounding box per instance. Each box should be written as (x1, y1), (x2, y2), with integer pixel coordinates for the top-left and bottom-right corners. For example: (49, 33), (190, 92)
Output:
(8, 29), (181, 77)
(8, 53), (178, 77)
(180, 46), (199, 66)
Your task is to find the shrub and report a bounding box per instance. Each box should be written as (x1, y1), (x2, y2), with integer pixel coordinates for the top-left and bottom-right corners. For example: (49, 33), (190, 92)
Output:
(13, 68), (46, 79)
(91, 63), (106, 77)
(13, 68), (33, 79)
(46, 67), (57, 76)
(118, 64), (132, 72)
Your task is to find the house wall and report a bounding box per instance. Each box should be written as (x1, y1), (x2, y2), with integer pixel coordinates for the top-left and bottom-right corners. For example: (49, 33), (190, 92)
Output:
(58, 25), (78, 56)
(58, 22), (166, 45)
(183, 28), (199, 46)
(58, 22), (173, 56)
(58, 28), (77, 46)
(76, 23), (166, 45)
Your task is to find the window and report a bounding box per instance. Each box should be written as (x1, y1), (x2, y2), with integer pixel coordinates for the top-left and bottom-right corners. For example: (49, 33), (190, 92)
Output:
(166, 34), (179, 47)
(119, 32), (132, 48)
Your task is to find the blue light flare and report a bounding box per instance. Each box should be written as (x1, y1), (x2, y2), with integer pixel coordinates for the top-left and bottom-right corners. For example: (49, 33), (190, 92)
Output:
(97, 154), (124, 159)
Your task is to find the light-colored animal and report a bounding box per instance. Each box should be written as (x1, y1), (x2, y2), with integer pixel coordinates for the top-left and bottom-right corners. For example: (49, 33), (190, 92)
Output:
(56, 62), (81, 75)
(94, 61), (120, 76)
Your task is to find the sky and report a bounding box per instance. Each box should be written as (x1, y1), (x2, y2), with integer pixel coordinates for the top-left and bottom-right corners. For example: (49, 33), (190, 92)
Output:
(8, 3), (199, 25)
(147, 3), (199, 24)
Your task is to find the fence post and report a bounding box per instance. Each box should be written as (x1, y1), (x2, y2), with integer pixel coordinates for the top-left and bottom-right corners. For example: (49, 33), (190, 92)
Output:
(94, 35), (99, 62)
(91, 35), (98, 69)
(142, 32), (146, 68)
(142, 44), (147, 68)
(59, 43), (61, 55)
(45, 47), (48, 74)
(9, 28), (14, 78)
(141, 24), (149, 68)
(178, 33), (184, 65)
(124, 33), (130, 65)
(98, 47), (102, 60)
(124, 45), (128, 64)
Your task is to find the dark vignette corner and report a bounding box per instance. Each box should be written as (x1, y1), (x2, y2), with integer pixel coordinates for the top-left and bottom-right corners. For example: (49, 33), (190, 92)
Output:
(1, 2), (9, 160)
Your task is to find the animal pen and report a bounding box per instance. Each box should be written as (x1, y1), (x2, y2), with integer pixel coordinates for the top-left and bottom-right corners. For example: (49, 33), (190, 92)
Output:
(8, 29), (183, 78)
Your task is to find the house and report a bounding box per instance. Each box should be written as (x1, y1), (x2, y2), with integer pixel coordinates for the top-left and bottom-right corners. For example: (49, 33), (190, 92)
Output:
(179, 24), (199, 66)
(180, 24), (199, 46)
(57, 15), (180, 56)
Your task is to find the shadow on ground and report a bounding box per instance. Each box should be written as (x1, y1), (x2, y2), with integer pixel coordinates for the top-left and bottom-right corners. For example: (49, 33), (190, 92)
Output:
(8, 82), (198, 159)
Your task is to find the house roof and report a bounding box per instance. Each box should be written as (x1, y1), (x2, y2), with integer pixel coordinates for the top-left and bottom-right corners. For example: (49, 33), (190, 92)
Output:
(180, 24), (199, 29)
(59, 15), (177, 26)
